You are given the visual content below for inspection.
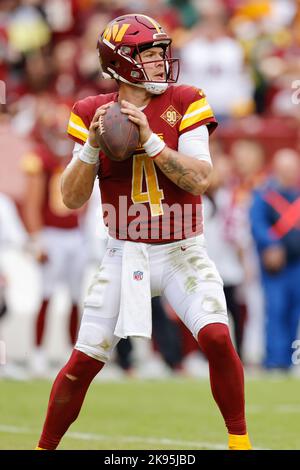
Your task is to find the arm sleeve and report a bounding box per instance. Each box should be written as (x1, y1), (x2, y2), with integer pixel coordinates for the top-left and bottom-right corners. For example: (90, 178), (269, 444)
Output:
(178, 125), (212, 165)
(71, 142), (84, 161)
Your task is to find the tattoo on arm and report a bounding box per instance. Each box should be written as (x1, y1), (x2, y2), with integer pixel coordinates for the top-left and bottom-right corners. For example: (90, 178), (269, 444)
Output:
(157, 148), (209, 193)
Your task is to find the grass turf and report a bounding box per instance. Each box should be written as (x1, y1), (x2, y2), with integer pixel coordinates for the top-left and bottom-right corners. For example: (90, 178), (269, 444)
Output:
(0, 375), (299, 450)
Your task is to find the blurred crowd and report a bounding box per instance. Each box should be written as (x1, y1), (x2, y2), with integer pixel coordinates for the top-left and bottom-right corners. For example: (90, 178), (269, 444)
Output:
(0, 0), (300, 379)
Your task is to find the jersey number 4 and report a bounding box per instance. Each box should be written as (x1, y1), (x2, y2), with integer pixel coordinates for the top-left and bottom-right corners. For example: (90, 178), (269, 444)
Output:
(131, 154), (164, 216)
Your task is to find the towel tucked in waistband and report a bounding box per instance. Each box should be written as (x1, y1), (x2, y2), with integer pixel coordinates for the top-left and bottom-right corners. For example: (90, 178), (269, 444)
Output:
(114, 241), (152, 339)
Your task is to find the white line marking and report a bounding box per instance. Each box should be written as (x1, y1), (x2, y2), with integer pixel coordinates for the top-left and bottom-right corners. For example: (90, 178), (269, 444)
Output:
(247, 404), (300, 414)
(68, 431), (226, 449)
(0, 424), (226, 449)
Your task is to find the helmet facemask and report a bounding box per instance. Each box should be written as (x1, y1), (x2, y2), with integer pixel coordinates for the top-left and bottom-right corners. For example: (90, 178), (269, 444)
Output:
(119, 41), (179, 94)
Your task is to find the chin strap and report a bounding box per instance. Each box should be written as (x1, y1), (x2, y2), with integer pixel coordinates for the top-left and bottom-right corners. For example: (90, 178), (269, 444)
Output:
(143, 82), (168, 95)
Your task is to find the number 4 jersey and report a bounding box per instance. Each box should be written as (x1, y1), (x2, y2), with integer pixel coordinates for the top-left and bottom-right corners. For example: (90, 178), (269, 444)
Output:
(67, 84), (217, 243)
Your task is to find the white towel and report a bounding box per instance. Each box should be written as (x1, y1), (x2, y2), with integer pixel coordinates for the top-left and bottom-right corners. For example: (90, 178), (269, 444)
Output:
(114, 241), (152, 339)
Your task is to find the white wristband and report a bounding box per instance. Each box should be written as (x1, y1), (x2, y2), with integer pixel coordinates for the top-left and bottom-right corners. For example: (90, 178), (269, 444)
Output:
(143, 133), (166, 158)
(79, 140), (100, 165)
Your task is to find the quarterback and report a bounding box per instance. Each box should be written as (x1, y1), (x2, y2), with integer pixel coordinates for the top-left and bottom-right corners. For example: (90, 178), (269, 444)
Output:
(36, 14), (252, 450)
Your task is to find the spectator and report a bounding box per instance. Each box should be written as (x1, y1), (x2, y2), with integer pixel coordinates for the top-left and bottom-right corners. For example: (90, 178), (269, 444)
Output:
(0, 192), (27, 379)
(179, 0), (254, 120)
(230, 138), (266, 365)
(0, 192), (26, 318)
(203, 154), (246, 358)
(115, 296), (184, 376)
(21, 100), (87, 377)
(250, 148), (300, 370)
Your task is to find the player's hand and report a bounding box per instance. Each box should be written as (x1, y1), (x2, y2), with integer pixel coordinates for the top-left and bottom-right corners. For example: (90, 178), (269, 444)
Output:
(120, 100), (152, 145)
(262, 245), (286, 272)
(88, 102), (114, 148)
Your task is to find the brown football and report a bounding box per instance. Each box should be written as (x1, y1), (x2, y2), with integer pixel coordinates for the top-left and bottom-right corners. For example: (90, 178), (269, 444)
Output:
(97, 102), (140, 161)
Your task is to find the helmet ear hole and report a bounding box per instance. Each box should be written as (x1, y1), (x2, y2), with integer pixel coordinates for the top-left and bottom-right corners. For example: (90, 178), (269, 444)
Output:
(120, 46), (131, 55)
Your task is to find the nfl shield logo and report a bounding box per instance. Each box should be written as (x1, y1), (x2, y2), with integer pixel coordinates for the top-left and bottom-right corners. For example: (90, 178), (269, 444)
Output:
(133, 270), (143, 281)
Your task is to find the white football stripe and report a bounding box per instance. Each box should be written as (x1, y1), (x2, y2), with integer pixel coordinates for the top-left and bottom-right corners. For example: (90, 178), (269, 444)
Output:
(69, 121), (89, 135)
(181, 104), (211, 122)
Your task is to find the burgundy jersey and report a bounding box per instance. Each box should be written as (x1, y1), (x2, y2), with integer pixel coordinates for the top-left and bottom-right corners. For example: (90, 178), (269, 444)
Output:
(22, 144), (80, 229)
(67, 85), (217, 242)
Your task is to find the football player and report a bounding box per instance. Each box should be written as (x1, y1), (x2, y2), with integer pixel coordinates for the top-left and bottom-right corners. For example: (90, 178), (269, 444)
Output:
(22, 99), (87, 376)
(36, 14), (251, 450)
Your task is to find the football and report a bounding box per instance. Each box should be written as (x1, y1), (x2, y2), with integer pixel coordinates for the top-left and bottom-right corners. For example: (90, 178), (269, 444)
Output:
(97, 102), (140, 161)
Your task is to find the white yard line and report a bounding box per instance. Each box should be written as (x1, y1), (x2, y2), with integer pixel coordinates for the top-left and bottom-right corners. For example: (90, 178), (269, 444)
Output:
(247, 404), (300, 413)
(68, 431), (226, 449)
(0, 424), (226, 449)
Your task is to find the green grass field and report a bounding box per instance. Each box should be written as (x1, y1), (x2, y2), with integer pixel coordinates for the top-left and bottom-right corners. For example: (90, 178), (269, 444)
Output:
(0, 375), (299, 450)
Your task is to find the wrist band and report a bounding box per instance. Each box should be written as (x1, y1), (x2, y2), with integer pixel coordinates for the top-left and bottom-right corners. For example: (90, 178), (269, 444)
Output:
(79, 140), (100, 165)
(143, 133), (166, 159)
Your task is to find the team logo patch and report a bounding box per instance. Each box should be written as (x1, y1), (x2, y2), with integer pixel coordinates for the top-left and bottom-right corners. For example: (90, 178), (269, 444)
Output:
(160, 105), (182, 127)
(133, 270), (143, 281)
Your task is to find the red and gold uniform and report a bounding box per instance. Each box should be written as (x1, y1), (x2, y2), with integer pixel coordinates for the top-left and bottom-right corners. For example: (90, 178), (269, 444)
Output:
(66, 85), (228, 365)
(67, 85), (217, 242)
(22, 144), (79, 229)
(21, 145), (85, 304)
(36, 13), (250, 450)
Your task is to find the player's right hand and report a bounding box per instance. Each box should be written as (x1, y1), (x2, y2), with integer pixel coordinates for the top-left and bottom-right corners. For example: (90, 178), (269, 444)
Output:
(88, 102), (114, 148)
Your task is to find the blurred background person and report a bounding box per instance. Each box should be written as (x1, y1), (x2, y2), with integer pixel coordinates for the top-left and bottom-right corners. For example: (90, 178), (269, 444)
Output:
(0, 192), (27, 379)
(203, 151), (246, 359)
(115, 297), (185, 377)
(250, 149), (300, 371)
(21, 99), (88, 377)
(228, 138), (267, 366)
(179, 0), (254, 120)
(0, 192), (26, 319)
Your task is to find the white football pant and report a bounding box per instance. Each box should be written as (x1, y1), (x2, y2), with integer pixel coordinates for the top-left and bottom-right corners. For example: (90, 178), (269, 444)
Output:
(75, 235), (228, 362)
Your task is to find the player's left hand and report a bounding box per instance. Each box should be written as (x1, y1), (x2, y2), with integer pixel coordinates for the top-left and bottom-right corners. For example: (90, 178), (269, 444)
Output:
(120, 100), (152, 145)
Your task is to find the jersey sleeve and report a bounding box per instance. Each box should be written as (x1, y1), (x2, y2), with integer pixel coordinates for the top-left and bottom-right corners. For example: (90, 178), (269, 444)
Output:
(67, 94), (114, 145)
(67, 101), (90, 145)
(177, 86), (218, 136)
